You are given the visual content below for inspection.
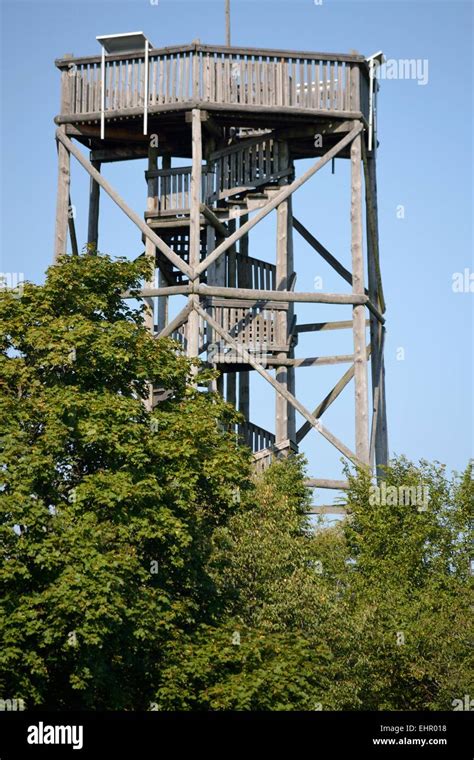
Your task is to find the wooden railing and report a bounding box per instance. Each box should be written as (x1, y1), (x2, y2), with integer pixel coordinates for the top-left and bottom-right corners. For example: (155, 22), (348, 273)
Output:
(209, 135), (291, 201)
(205, 298), (289, 351)
(242, 421), (275, 452)
(145, 136), (290, 215)
(57, 44), (370, 119)
(234, 252), (276, 290)
(170, 298), (289, 354)
(145, 167), (212, 213)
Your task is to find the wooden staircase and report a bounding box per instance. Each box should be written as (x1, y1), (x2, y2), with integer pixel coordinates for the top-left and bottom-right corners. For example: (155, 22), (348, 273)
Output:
(146, 133), (297, 456)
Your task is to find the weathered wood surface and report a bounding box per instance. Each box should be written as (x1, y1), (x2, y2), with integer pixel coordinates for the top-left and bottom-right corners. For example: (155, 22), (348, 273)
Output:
(195, 124), (363, 277)
(293, 216), (368, 293)
(187, 109), (202, 359)
(54, 126), (70, 261)
(304, 479), (349, 490)
(56, 129), (193, 279)
(296, 320), (369, 333)
(87, 159), (101, 249)
(194, 302), (364, 467)
(56, 45), (370, 121)
(296, 342), (371, 444)
(350, 125), (370, 466)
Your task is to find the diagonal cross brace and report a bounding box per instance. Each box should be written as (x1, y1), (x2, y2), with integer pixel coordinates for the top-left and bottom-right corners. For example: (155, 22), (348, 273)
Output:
(194, 122), (364, 279)
(56, 129), (194, 280)
(296, 342), (372, 444)
(194, 302), (365, 468)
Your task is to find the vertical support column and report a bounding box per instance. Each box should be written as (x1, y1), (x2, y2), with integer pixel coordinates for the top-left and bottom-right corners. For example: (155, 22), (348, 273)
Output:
(226, 218), (237, 407)
(238, 213), (250, 443)
(365, 152), (388, 472)
(205, 128), (223, 394)
(87, 159), (101, 251)
(275, 143), (295, 448)
(225, 0), (231, 46)
(144, 145), (159, 410)
(144, 145), (159, 335)
(156, 154), (170, 333)
(351, 126), (370, 467)
(188, 109), (202, 362)
(286, 194), (296, 444)
(54, 125), (71, 262)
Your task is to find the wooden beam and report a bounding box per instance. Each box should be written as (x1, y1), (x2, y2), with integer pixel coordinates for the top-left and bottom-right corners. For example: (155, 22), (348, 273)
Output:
(188, 109), (202, 359)
(87, 159), (101, 250)
(195, 123), (364, 278)
(275, 152), (294, 445)
(363, 145), (389, 471)
(305, 479), (350, 490)
(194, 302), (364, 467)
(293, 217), (362, 290)
(351, 126), (370, 465)
(369, 326), (386, 468)
(225, 0), (231, 46)
(362, 140), (386, 314)
(156, 302), (193, 339)
(56, 102), (366, 127)
(296, 342), (371, 444)
(238, 213), (250, 436)
(196, 284), (367, 305)
(56, 44), (366, 69)
(54, 126), (70, 261)
(296, 320), (369, 333)
(307, 505), (348, 516)
(123, 285), (191, 298)
(67, 194), (79, 256)
(242, 354), (354, 368)
(274, 122), (353, 141)
(55, 129), (194, 279)
(90, 146), (149, 163)
(200, 204), (229, 238)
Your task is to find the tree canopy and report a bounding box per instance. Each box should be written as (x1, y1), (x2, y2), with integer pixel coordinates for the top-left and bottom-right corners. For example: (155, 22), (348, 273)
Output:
(1, 254), (472, 710)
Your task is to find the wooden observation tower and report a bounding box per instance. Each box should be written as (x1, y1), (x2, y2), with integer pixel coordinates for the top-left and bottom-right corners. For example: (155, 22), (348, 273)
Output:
(53, 34), (388, 508)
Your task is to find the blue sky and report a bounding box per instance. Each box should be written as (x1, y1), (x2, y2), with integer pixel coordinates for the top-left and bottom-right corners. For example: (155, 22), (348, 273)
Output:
(1, 0), (473, 498)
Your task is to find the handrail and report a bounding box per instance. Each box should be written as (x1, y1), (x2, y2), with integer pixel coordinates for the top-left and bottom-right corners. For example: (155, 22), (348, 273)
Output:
(55, 43), (367, 69)
(57, 45), (371, 121)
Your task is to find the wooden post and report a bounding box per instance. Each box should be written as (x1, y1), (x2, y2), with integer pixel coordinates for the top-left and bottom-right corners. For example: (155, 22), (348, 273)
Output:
(87, 159), (101, 251)
(67, 194), (79, 256)
(188, 109), (202, 360)
(155, 153), (169, 333)
(54, 125), (71, 262)
(365, 153), (388, 472)
(275, 144), (295, 447)
(144, 146), (158, 410)
(225, 0), (231, 47)
(238, 213), (250, 442)
(351, 126), (370, 467)
(226, 217), (237, 406)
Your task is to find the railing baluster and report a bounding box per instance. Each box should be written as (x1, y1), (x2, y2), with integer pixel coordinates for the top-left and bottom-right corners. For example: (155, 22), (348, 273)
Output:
(60, 47), (363, 122)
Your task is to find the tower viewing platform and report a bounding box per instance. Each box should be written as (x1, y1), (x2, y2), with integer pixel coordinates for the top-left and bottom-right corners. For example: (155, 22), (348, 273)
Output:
(55, 42), (372, 156)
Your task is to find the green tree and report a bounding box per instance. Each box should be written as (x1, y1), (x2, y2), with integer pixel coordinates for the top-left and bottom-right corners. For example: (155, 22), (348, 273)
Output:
(153, 457), (335, 710)
(1, 253), (471, 712)
(0, 253), (252, 709)
(154, 457), (473, 710)
(339, 458), (474, 710)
